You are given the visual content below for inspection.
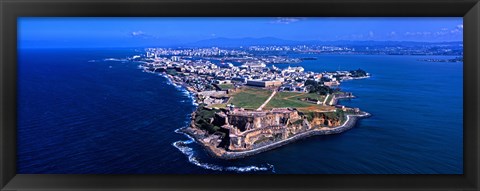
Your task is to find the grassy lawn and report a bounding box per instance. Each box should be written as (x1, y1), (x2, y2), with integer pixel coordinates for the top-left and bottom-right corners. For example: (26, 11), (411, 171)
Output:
(296, 105), (336, 113)
(274, 91), (326, 102)
(218, 83), (234, 90)
(228, 87), (272, 109)
(301, 93), (326, 101)
(227, 87), (332, 111)
(265, 98), (312, 109)
(264, 92), (326, 109)
(273, 91), (303, 99)
(209, 103), (228, 109)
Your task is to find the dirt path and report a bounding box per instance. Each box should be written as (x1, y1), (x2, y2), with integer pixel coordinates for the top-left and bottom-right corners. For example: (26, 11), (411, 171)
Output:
(257, 90), (277, 111)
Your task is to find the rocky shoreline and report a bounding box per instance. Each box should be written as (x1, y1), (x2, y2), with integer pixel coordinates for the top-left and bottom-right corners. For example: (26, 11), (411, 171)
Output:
(180, 112), (370, 160)
(152, 70), (371, 160)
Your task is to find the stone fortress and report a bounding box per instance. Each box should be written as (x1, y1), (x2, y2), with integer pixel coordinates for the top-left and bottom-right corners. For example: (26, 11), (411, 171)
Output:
(209, 108), (343, 152)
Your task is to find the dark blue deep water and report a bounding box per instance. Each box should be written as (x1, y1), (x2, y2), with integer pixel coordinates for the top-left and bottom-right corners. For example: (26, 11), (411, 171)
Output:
(17, 49), (463, 174)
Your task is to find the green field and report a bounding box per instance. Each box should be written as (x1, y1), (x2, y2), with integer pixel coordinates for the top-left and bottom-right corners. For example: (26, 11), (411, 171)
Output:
(228, 87), (272, 109)
(264, 92), (326, 109)
(218, 83), (234, 90)
(264, 91), (334, 112)
(209, 103), (228, 109)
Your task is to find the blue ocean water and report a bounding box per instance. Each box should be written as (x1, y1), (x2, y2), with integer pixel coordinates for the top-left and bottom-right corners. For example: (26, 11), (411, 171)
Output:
(17, 49), (463, 174)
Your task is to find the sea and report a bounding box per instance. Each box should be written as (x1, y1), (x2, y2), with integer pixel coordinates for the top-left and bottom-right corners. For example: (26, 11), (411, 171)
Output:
(17, 48), (463, 174)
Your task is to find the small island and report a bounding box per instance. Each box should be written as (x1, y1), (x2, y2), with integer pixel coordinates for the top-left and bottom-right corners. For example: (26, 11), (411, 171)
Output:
(140, 47), (371, 159)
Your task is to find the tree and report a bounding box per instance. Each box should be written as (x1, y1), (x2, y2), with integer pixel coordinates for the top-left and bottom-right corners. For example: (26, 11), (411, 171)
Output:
(350, 69), (367, 77)
(305, 80), (318, 86)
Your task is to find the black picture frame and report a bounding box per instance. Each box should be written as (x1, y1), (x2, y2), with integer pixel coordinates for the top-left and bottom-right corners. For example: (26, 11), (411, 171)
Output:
(1, 0), (479, 190)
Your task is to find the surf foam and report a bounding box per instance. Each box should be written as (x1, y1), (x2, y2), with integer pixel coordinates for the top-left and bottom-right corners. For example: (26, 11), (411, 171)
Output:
(172, 127), (275, 173)
(144, 64), (274, 173)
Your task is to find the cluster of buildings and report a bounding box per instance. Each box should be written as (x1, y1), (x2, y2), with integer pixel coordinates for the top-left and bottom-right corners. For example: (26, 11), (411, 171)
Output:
(145, 47), (249, 58)
(248, 45), (355, 52)
(247, 43), (463, 56)
(142, 47), (368, 95)
(139, 47), (372, 156)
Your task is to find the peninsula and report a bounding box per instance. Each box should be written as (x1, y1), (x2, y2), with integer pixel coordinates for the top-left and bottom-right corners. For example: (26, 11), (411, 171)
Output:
(139, 47), (371, 159)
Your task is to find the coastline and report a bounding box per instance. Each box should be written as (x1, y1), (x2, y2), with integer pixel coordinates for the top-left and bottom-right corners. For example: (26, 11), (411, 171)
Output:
(152, 69), (371, 160)
(181, 112), (370, 160)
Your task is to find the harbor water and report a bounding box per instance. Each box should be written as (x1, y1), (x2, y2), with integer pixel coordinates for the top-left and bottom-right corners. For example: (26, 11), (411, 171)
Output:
(17, 48), (462, 174)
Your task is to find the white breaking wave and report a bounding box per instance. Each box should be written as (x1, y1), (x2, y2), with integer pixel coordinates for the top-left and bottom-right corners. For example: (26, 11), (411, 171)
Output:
(192, 101), (199, 106)
(181, 89), (191, 97)
(182, 89), (198, 106)
(162, 75), (196, 104)
(103, 58), (128, 62)
(146, 68), (275, 173)
(172, 128), (275, 173)
(172, 127), (275, 173)
(173, 83), (183, 89)
(165, 80), (174, 86)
